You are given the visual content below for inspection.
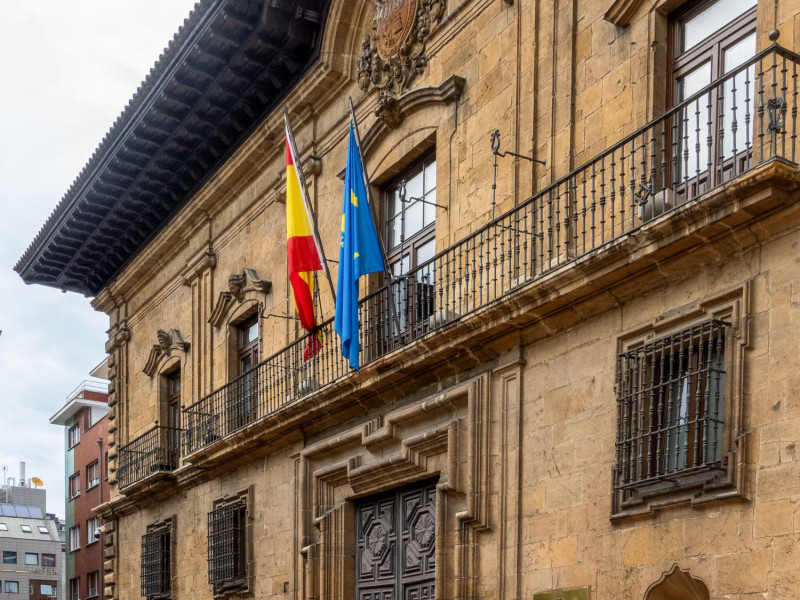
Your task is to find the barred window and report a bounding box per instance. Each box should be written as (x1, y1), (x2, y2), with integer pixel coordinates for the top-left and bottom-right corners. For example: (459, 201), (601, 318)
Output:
(615, 319), (728, 497)
(141, 524), (171, 599)
(207, 501), (247, 593)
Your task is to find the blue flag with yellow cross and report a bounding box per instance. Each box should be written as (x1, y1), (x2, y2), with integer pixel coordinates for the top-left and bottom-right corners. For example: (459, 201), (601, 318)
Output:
(335, 122), (385, 370)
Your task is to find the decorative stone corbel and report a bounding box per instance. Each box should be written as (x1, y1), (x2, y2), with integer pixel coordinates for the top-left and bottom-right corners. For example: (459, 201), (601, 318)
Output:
(604, 0), (647, 27)
(209, 268), (271, 328)
(143, 329), (189, 377)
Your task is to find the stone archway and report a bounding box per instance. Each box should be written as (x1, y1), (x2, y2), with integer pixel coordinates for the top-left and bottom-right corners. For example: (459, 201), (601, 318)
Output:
(645, 564), (710, 600)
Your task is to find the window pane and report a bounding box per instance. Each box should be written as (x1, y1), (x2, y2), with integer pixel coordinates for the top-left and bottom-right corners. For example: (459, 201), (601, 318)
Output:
(424, 160), (436, 193)
(405, 169), (424, 204)
(42, 554), (56, 567)
(0, 523), (7, 531)
(404, 199), (424, 239)
(415, 239), (436, 283)
(677, 61), (713, 181)
(3, 551), (16, 564)
(38, 525), (49, 534)
(41, 584), (54, 595)
(5, 581), (19, 594)
(20, 524), (31, 533)
(423, 189), (437, 226)
(721, 32), (756, 158)
(387, 215), (402, 249)
(682, 0), (757, 51)
(25, 553), (38, 565)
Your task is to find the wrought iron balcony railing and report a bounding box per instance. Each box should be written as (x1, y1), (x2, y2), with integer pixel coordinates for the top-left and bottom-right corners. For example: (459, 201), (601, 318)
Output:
(118, 426), (182, 489)
(183, 42), (800, 455)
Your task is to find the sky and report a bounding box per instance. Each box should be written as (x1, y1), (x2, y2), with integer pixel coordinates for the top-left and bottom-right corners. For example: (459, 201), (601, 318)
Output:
(0, 0), (199, 518)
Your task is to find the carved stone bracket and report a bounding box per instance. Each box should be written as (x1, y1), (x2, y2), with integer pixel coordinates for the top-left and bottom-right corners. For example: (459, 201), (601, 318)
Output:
(357, 0), (446, 128)
(142, 329), (189, 377)
(209, 268), (271, 328)
(604, 0), (647, 26)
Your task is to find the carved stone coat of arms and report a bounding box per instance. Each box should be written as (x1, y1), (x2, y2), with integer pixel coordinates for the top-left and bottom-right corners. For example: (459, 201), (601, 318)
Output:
(358, 0), (445, 127)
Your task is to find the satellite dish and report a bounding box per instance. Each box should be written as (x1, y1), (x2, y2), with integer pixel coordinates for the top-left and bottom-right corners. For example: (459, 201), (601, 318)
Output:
(31, 477), (43, 488)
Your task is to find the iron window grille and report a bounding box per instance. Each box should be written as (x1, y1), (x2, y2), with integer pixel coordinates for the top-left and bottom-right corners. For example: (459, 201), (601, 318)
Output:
(615, 319), (729, 498)
(141, 524), (171, 599)
(207, 501), (247, 595)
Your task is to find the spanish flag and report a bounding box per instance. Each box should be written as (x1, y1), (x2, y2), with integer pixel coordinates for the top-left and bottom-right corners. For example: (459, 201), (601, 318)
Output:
(285, 123), (324, 358)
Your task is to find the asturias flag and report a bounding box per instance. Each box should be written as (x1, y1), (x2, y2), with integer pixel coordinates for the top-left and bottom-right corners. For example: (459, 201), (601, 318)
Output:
(334, 123), (385, 370)
(285, 125), (324, 358)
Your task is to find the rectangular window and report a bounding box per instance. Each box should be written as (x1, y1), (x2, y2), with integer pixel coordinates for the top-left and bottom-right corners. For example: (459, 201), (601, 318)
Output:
(20, 524), (31, 533)
(0, 523), (7, 531)
(141, 523), (171, 599)
(41, 554), (56, 567)
(69, 472), (81, 499)
(381, 153), (437, 345)
(69, 578), (80, 600)
(87, 518), (99, 544)
(87, 572), (99, 598)
(25, 553), (38, 566)
(86, 461), (100, 489)
(38, 525), (49, 534)
(68, 424), (81, 448)
(208, 501), (247, 593)
(670, 0), (757, 196)
(69, 525), (80, 551)
(5, 581), (19, 594)
(2, 551), (16, 564)
(39, 582), (57, 596)
(615, 320), (728, 497)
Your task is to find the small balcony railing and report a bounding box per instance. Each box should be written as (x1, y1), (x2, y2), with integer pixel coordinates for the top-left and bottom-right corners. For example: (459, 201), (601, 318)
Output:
(117, 426), (181, 489)
(183, 42), (800, 455)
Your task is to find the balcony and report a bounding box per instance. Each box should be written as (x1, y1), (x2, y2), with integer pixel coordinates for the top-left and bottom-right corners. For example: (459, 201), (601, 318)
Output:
(117, 426), (181, 490)
(181, 42), (800, 456)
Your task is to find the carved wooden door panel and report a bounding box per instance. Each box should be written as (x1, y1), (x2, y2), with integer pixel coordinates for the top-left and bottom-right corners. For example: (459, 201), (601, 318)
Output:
(355, 481), (436, 600)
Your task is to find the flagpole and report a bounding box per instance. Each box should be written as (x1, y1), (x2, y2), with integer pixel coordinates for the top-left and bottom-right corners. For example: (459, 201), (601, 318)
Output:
(283, 106), (337, 305)
(348, 98), (394, 275)
(348, 97), (405, 342)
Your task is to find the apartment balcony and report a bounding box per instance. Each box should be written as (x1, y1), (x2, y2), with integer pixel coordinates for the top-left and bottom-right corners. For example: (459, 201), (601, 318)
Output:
(117, 426), (181, 491)
(174, 43), (800, 464)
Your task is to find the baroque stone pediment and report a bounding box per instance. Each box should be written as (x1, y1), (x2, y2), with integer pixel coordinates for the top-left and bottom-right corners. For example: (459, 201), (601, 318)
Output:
(209, 268), (270, 328)
(357, 0), (445, 128)
(143, 329), (189, 377)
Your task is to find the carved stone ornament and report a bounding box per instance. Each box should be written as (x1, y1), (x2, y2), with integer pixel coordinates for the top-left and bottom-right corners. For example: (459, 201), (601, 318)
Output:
(357, 0), (445, 128)
(143, 329), (189, 377)
(209, 268), (271, 328)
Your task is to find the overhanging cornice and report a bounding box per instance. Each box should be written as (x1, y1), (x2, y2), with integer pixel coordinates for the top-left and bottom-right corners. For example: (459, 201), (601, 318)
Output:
(15, 0), (332, 296)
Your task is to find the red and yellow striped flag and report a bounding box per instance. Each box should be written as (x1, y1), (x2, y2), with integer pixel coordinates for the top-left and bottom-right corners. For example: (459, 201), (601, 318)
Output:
(285, 128), (324, 357)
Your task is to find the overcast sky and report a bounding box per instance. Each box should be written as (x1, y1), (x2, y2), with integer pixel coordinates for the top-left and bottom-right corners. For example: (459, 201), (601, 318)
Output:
(0, 1), (199, 517)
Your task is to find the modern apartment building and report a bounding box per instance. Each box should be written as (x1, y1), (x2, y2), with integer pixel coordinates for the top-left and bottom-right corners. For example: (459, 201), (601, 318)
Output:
(50, 376), (109, 600)
(0, 474), (63, 599)
(15, 0), (800, 598)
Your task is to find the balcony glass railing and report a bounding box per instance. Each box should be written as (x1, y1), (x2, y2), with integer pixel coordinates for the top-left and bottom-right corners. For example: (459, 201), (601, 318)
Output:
(117, 426), (181, 489)
(181, 42), (799, 456)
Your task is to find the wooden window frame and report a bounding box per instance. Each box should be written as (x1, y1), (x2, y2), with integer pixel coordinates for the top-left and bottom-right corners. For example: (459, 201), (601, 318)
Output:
(668, 1), (758, 195)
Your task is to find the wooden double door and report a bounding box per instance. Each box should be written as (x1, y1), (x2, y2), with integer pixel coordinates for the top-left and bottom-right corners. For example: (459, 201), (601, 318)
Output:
(355, 481), (436, 600)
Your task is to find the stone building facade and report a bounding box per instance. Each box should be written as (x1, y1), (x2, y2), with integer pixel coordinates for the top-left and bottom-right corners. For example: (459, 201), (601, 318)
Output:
(15, 0), (800, 599)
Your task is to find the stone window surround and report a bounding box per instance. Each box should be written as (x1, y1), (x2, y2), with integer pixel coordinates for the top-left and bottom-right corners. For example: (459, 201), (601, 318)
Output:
(141, 516), (175, 600)
(207, 487), (252, 599)
(611, 282), (750, 519)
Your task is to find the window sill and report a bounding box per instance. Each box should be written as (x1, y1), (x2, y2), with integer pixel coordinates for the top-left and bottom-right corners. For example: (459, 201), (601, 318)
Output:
(86, 540), (99, 547)
(69, 493), (80, 501)
(86, 482), (99, 491)
(68, 548), (80, 554)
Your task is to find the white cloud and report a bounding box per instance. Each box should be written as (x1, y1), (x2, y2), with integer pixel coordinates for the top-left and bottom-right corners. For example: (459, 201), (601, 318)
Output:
(0, 0), (198, 517)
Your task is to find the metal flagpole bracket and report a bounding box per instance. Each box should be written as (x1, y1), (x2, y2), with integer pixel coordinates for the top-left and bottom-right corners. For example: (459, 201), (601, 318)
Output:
(490, 129), (545, 218)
